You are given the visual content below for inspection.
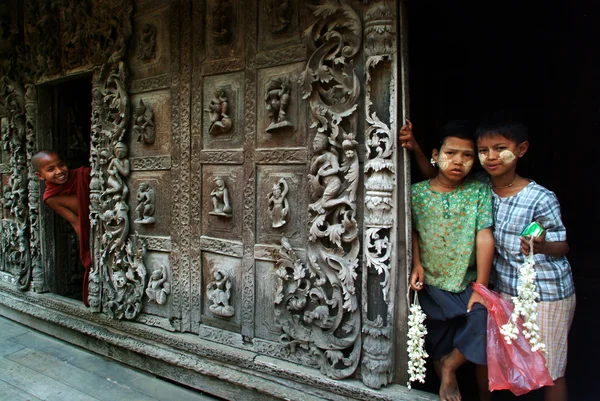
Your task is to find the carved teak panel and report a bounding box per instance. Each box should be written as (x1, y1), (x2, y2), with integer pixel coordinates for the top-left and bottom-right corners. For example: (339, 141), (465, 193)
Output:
(0, 0), (408, 396)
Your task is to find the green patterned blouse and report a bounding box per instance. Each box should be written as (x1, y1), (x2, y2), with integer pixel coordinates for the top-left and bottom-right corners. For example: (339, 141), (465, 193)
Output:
(412, 179), (493, 293)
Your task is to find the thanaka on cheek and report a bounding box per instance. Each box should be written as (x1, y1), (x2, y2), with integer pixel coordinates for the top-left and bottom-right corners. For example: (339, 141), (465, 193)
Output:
(499, 150), (516, 164)
(437, 152), (450, 171)
(478, 153), (488, 165)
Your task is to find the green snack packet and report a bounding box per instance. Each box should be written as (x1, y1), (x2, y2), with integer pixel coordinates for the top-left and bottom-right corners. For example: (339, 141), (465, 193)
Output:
(520, 221), (544, 238)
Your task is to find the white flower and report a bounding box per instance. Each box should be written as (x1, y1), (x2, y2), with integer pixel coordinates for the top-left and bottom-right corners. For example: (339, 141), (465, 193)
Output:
(502, 239), (546, 352)
(407, 292), (428, 388)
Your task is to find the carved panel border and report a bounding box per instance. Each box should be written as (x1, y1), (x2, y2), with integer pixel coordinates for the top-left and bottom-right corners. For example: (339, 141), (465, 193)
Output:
(136, 235), (172, 252)
(198, 324), (244, 347)
(137, 313), (179, 332)
(199, 150), (244, 164)
(252, 338), (319, 369)
(255, 148), (307, 164)
(130, 74), (171, 94)
(199, 236), (243, 258)
(201, 57), (246, 77)
(130, 156), (172, 171)
(0, 164), (10, 173)
(0, 271), (17, 285)
(254, 244), (306, 262)
(255, 45), (307, 69)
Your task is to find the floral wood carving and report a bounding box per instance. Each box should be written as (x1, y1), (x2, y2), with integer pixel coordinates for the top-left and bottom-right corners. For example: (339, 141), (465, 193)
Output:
(275, 0), (362, 380)
(361, 0), (396, 389)
(0, 79), (32, 291)
(132, 99), (155, 145)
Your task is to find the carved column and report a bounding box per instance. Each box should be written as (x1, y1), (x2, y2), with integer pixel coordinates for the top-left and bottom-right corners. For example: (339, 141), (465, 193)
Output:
(361, 0), (398, 389)
(275, 0), (362, 380)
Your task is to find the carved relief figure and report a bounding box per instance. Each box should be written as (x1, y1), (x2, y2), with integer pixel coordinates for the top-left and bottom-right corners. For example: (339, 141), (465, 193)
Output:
(132, 99), (155, 145)
(137, 24), (157, 62)
(267, 178), (289, 228)
(103, 142), (130, 200)
(205, 89), (232, 135)
(308, 132), (345, 214)
(207, 269), (234, 317)
(265, 78), (292, 133)
(134, 182), (156, 224)
(146, 264), (171, 305)
(268, 0), (292, 33)
(209, 176), (232, 217)
(212, 0), (233, 45)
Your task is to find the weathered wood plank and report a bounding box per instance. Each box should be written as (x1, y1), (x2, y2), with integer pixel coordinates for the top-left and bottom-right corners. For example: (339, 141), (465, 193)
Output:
(0, 357), (99, 401)
(0, 378), (43, 401)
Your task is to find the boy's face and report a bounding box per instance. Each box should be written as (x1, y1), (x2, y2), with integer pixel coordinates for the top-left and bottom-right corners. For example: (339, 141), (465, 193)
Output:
(34, 153), (69, 185)
(477, 133), (528, 177)
(432, 136), (475, 182)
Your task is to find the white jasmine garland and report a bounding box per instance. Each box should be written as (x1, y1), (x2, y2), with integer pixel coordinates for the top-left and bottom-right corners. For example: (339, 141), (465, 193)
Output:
(407, 291), (428, 389)
(500, 238), (546, 352)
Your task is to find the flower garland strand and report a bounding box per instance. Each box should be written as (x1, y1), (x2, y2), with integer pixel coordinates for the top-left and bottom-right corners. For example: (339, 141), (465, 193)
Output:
(499, 238), (546, 352)
(407, 291), (428, 388)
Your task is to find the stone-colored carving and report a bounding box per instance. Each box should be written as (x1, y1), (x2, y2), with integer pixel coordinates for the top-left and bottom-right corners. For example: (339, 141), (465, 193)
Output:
(207, 269), (234, 318)
(275, 0), (362, 380)
(268, 0), (292, 34)
(212, 0), (233, 45)
(135, 182), (156, 224)
(267, 178), (289, 228)
(130, 156), (172, 171)
(102, 142), (131, 200)
(205, 89), (232, 136)
(209, 176), (232, 217)
(146, 264), (170, 305)
(361, 1), (396, 389)
(132, 99), (155, 145)
(137, 24), (157, 62)
(265, 78), (293, 133)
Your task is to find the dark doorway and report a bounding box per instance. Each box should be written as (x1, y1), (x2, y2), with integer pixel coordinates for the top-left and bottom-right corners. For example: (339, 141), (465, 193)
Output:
(40, 75), (92, 300)
(406, 1), (598, 400)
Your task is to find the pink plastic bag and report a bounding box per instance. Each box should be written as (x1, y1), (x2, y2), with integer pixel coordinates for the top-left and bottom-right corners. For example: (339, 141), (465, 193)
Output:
(472, 283), (554, 395)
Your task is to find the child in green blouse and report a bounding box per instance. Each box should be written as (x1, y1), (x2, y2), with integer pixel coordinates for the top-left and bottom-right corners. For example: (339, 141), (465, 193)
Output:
(410, 121), (495, 401)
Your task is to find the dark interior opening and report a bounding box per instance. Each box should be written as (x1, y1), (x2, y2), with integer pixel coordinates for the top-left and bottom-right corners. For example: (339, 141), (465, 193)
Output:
(407, 1), (598, 399)
(45, 75), (92, 299)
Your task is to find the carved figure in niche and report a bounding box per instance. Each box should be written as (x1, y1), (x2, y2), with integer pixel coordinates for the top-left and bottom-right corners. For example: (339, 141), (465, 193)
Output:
(212, 0), (232, 45)
(207, 269), (234, 317)
(132, 99), (155, 145)
(265, 78), (293, 133)
(209, 176), (232, 217)
(146, 264), (171, 305)
(267, 178), (290, 228)
(308, 132), (345, 214)
(204, 89), (232, 135)
(135, 182), (156, 224)
(268, 0), (292, 33)
(137, 24), (157, 62)
(103, 142), (130, 200)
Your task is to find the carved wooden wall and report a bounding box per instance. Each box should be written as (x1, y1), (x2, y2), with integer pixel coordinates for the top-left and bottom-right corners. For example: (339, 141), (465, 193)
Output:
(0, 0), (412, 395)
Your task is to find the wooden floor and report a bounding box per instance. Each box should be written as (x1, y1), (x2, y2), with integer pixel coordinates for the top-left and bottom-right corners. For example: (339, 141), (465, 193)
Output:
(0, 316), (218, 401)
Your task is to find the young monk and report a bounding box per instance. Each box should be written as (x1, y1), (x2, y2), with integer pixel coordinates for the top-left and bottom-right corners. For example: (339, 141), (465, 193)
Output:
(32, 150), (91, 307)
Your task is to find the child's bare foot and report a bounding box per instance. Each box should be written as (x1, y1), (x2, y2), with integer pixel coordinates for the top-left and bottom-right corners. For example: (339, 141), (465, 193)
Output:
(439, 354), (461, 401)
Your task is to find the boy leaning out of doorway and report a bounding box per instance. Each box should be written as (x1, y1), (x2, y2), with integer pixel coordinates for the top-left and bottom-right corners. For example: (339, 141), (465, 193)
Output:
(410, 121), (495, 401)
(32, 150), (92, 307)
(401, 117), (575, 401)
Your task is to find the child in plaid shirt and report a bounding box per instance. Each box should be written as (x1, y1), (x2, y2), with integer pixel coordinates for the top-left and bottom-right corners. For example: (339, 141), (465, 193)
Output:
(400, 117), (575, 401)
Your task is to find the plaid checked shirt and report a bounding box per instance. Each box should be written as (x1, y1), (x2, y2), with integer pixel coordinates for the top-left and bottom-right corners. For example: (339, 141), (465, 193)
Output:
(491, 180), (574, 301)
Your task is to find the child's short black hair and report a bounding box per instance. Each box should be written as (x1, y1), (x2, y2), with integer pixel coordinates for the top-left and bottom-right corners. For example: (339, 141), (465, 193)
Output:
(31, 149), (60, 172)
(439, 120), (475, 146)
(475, 112), (528, 144)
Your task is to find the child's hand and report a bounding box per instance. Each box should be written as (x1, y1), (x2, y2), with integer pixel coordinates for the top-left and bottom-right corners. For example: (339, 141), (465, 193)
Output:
(399, 119), (418, 151)
(520, 230), (547, 256)
(410, 264), (425, 291)
(467, 290), (485, 312)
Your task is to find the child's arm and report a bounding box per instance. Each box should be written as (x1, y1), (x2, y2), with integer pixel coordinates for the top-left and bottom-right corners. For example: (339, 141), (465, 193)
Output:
(520, 231), (569, 257)
(409, 229), (425, 291)
(467, 227), (495, 312)
(520, 191), (570, 257)
(399, 119), (437, 179)
(46, 197), (81, 238)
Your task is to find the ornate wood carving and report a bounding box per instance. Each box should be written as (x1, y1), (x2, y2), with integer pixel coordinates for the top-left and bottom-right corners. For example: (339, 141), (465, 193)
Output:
(146, 264), (170, 305)
(198, 150), (244, 164)
(135, 182), (156, 224)
(265, 78), (293, 133)
(136, 235), (172, 252)
(255, 148), (307, 164)
(274, 0), (362, 380)
(205, 88), (233, 136)
(0, 80), (31, 291)
(267, 178), (290, 228)
(130, 155), (172, 171)
(132, 99), (155, 145)
(130, 74), (171, 94)
(255, 46), (306, 69)
(207, 269), (235, 318)
(199, 236), (243, 258)
(137, 23), (158, 62)
(361, 0), (396, 389)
